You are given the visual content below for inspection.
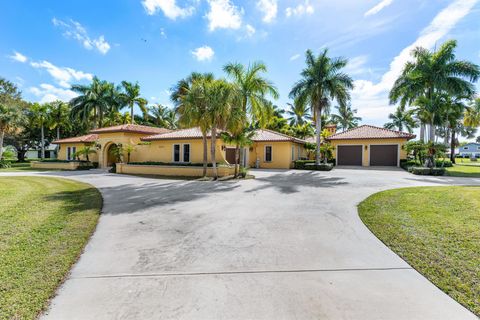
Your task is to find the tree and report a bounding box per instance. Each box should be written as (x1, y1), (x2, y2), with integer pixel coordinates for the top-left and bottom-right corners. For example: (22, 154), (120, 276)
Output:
(330, 104), (361, 132)
(30, 103), (49, 159)
(0, 104), (21, 159)
(223, 61), (279, 123)
(290, 49), (354, 164)
(390, 40), (480, 142)
(120, 81), (147, 124)
(74, 146), (97, 162)
(384, 106), (416, 133)
(123, 144), (136, 163)
(149, 104), (178, 129)
(70, 77), (115, 129)
(205, 79), (236, 179)
(172, 73), (214, 177)
(48, 101), (71, 141)
(464, 98), (480, 128)
(286, 99), (311, 126)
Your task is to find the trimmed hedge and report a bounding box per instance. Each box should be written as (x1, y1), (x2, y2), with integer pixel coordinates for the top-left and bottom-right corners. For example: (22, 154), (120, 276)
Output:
(294, 160), (335, 170)
(304, 163), (334, 171)
(408, 166), (446, 176)
(127, 161), (222, 167)
(401, 159), (452, 169)
(0, 159), (12, 168)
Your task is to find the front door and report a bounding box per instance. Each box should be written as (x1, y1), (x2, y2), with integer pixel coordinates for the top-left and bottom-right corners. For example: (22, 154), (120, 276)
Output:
(226, 148), (236, 164)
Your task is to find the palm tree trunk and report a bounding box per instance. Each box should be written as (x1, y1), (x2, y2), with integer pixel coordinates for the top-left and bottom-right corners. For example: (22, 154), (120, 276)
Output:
(420, 124), (425, 142)
(234, 143), (240, 178)
(450, 130), (456, 164)
(210, 127), (218, 179)
(0, 130), (5, 160)
(429, 119), (435, 142)
(41, 124), (45, 160)
(131, 103), (134, 124)
(93, 107), (98, 129)
(444, 127), (450, 145)
(202, 133), (208, 177)
(315, 105), (321, 165)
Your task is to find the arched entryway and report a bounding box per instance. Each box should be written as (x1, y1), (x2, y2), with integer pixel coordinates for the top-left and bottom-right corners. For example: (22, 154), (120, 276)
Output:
(102, 142), (118, 168)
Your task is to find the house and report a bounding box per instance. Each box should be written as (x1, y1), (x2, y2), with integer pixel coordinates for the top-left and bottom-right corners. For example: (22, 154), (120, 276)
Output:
(26, 144), (58, 159)
(53, 124), (307, 171)
(458, 142), (480, 158)
(327, 125), (415, 167)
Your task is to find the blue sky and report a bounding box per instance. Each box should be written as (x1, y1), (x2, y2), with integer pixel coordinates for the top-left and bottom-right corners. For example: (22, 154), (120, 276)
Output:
(1, 0), (479, 128)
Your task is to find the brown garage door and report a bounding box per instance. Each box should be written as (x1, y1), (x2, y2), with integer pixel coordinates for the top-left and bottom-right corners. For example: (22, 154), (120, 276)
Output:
(337, 145), (362, 166)
(370, 145), (398, 166)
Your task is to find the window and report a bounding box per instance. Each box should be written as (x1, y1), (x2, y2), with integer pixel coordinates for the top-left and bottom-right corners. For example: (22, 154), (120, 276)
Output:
(183, 144), (190, 163)
(265, 146), (272, 162)
(463, 146), (469, 150)
(291, 146), (295, 161)
(173, 144), (180, 162)
(297, 146), (301, 160)
(72, 147), (76, 160)
(67, 147), (71, 160)
(477, 146), (480, 150)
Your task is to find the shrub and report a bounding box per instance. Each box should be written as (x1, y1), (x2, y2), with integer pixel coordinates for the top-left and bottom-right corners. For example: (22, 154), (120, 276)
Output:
(294, 160), (335, 169)
(0, 159), (12, 168)
(408, 166), (445, 176)
(92, 162), (99, 169)
(127, 161), (223, 167)
(239, 166), (249, 178)
(304, 163), (334, 171)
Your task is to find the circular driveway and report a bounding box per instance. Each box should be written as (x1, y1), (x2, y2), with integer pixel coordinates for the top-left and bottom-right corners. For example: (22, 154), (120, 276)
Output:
(3, 168), (477, 319)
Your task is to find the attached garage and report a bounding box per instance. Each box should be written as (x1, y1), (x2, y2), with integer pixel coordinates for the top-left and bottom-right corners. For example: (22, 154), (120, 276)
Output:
(337, 145), (363, 166)
(370, 145), (398, 166)
(327, 125), (416, 167)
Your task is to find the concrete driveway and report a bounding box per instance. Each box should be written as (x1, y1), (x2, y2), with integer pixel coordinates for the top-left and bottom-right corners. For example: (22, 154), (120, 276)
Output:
(3, 168), (478, 319)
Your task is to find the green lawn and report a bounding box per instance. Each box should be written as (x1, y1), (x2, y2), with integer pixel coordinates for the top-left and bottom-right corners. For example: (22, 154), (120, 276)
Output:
(446, 164), (480, 177)
(358, 187), (480, 316)
(0, 177), (102, 320)
(0, 162), (55, 172)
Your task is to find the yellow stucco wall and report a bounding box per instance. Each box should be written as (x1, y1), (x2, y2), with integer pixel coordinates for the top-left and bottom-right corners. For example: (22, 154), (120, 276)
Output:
(57, 143), (99, 162)
(329, 138), (409, 166)
(116, 163), (236, 177)
(248, 141), (306, 169)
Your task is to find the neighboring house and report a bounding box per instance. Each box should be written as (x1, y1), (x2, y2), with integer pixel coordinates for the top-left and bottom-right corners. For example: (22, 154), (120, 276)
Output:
(458, 143), (480, 158)
(327, 125), (415, 167)
(53, 124), (308, 169)
(26, 144), (58, 159)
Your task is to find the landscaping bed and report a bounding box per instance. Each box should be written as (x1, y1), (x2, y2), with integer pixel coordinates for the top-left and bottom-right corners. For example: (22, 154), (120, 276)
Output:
(0, 177), (102, 320)
(294, 160), (335, 171)
(358, 187), (480, 316)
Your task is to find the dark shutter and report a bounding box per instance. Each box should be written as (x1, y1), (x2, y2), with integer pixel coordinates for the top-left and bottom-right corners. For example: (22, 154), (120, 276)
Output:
(173, 144), (180, 162)
(183, 144), (190, 162)
(265, 146), (272, 162)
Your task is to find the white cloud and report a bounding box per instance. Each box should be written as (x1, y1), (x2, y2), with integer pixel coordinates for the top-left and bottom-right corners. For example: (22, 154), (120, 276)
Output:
(353, 0), (478, 122)
(290, 53), (301, 61)
(52, 18), (111, 54)
(344, 55), (370, 75)
(191, 45), (215, 61)
(257, 0), (277, 23)
(30, 60), (93, 88)
(364, 0), (394, 17)
(141, 0), (195, 19)
(245, 24), (256, 37)
(206, 0), (243, 31)
(9, 51), (28, 63)
(285, 0), (314, 18)
(29, 83), (78, 103)
(160, 28), (167, 38)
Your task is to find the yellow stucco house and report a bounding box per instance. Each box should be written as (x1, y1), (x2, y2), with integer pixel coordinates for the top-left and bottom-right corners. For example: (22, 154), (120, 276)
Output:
(52, 124), (308, 176)
(327, 125), (415, 167)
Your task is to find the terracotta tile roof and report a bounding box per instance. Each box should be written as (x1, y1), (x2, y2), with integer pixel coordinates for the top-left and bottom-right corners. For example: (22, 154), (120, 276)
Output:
(327, 125), (415, 140)
(53, 134), (99, 144)
(142, 127), (216, 141)
(90, 124), (170, 135)
(251, 129), (306, 144)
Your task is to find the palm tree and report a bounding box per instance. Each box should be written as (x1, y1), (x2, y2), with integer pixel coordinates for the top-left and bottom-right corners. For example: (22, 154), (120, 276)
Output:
(290, 49), (354, 164)
(223, 61), (279, 122)
(0, 104), (21, 159)
(384, 106), (416, 133)
(331, 104), (361, 131)
(74, 146), (97, 162)
(172, 73), (214, 177)
(70, 77), (114, 129)
(120, 81), (147, 124)
(205, 79), (236, 179)
(48, 101), (70, 141)
(149, 104), (178, 129)
(390, 40), (480, 142)
(286, 99), (312, 126)
(464, 98), (480, 128)
(30, 103), (49, 159)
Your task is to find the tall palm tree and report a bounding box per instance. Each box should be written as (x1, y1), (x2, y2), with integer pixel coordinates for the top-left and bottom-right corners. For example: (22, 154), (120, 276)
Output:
(290, 49), (354, 164)
(384, 106), (416, 133)
(120, 81), (147, 124)
(30, 103), (49, 159)
(172, 73), (214, 177)
(464, 98), (480, 128)
(286, 99), (311, 126)
(330, 104), (361, 131)
(70, 77), (114, 129)
(390, 40), (480, 142)
(149, 104), (178, 129)
(48, 101), (71, 141)
(223, 61), (279, 122)
(0, 104), (21, 159)
(205, 79), (236, 179)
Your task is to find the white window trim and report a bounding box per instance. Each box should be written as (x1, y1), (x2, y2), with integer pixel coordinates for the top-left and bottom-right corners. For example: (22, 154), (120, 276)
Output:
(264, 145), (273, 162)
